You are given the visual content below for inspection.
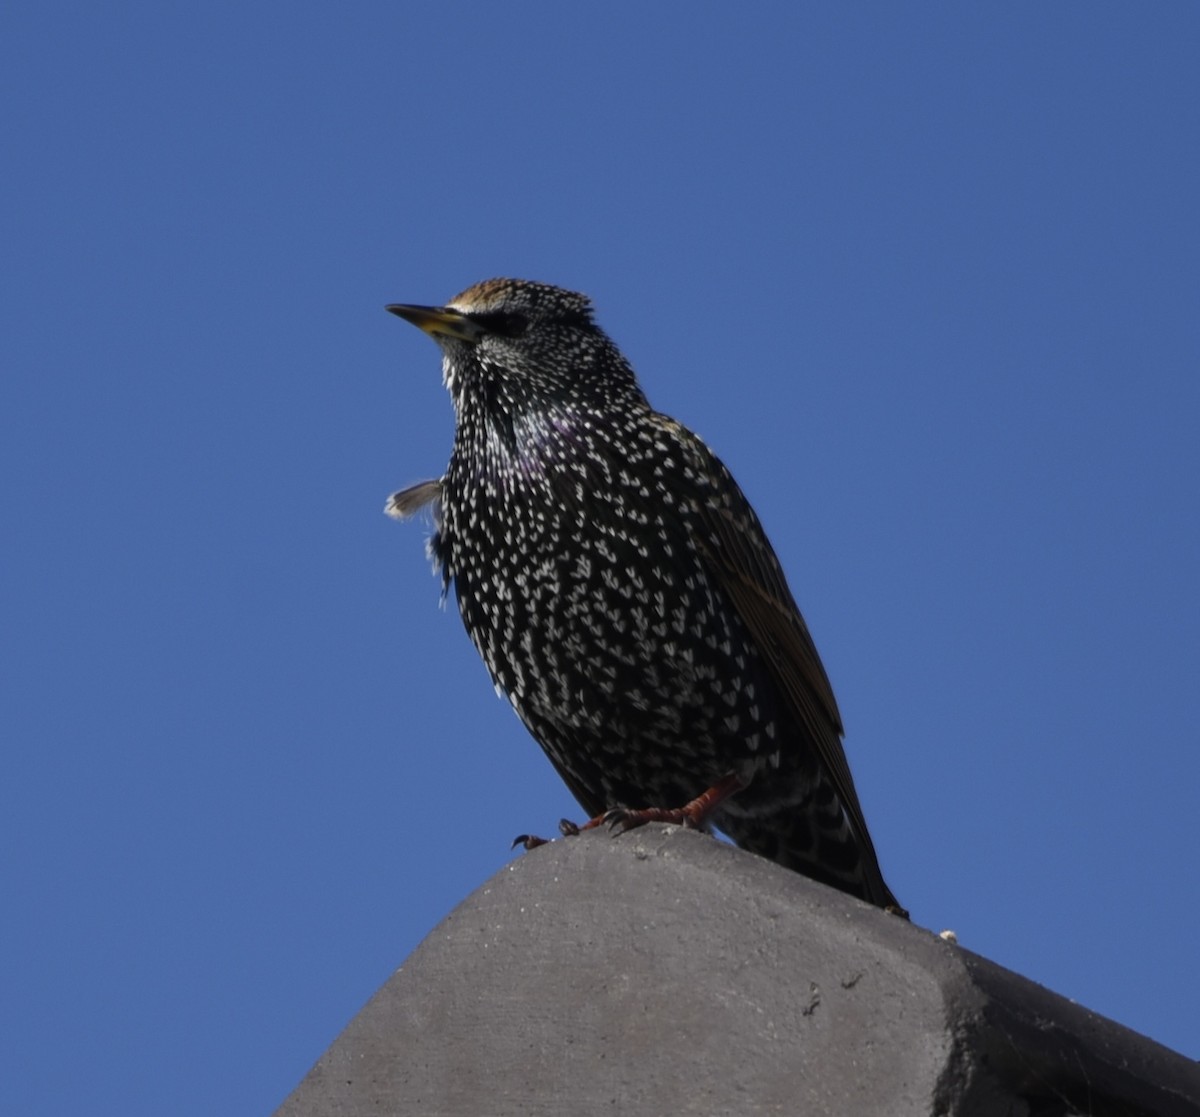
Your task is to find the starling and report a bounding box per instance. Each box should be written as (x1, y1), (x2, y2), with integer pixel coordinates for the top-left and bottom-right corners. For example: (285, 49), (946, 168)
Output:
(386, 279), (905, 914)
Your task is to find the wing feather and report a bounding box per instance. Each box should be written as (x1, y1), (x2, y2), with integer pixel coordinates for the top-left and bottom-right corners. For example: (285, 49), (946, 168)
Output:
(657, 417), (879, 855)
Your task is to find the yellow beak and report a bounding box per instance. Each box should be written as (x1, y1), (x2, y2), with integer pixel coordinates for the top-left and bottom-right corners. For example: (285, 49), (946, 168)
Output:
(386, 304), (484, 344)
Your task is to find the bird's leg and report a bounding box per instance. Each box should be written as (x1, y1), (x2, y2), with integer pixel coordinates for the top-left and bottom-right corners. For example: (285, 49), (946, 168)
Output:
(604, 771), (746, 833)
(514, 772), (746, 852)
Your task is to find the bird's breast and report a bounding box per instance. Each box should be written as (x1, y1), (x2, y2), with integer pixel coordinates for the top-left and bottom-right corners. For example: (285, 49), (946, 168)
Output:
(438, 453), (782, 770)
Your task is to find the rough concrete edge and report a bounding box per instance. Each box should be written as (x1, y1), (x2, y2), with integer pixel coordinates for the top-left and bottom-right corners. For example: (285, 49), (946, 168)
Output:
(550, 828), (1200, 1117)
(273, 826), (1200, 1117)
(273, 826), (968, 1115)
(958, 949), (1200, 1117)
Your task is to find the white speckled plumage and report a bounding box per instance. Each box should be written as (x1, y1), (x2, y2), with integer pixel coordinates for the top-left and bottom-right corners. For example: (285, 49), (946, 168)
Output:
(386, 279), (903, 912)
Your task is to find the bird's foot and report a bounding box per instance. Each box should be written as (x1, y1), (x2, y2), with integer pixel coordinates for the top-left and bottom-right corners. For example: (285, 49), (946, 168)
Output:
(603, 804), (697, 831)
(558, 815), (606, 837)
(512, 815), (605, 850)
(515, 773), (745, 851)
(603, 772), (746, 834)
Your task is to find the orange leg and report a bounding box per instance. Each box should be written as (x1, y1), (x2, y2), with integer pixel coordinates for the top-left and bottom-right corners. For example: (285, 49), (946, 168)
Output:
(514, 772), (747, 851)
(602, 771), (746, 833)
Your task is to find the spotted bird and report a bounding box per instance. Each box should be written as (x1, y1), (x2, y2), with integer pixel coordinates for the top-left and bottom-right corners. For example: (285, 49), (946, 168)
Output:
(386, 279), (904, 914)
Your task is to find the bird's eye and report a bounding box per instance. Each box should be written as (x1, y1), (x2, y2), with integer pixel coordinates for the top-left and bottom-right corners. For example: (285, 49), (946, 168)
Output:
(474, 310), (530, 338)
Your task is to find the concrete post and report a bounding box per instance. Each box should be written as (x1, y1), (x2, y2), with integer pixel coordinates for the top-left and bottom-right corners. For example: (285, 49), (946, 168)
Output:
(275, 825), (1200, 1116)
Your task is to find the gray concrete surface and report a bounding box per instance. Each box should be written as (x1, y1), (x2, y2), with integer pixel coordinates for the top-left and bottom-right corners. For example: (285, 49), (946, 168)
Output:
(275, 825), (1199, 1116)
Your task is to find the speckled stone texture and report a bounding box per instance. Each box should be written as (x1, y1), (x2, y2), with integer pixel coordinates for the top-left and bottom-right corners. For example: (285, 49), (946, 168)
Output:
(275, 827), (1200, 1117)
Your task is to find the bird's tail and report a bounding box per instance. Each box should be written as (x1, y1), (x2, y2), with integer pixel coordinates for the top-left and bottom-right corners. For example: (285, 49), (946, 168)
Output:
(717, 801), (907, 917)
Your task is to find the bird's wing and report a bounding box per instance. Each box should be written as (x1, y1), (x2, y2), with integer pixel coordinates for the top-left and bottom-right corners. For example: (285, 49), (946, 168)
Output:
(655, 416), (877, 851)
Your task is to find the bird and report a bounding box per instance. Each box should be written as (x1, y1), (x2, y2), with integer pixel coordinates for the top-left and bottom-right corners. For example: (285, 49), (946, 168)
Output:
(385, 278), (905, 915)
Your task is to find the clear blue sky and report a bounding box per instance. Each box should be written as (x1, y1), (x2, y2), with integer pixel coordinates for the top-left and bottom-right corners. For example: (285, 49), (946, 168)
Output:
(3, 5), (1198, 1113)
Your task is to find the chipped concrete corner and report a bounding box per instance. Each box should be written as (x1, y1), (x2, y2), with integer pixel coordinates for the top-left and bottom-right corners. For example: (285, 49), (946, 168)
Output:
(276, 827), (1200, 1117)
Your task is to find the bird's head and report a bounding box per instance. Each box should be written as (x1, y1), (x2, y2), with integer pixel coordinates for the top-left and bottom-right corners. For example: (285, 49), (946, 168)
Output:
(386, 279), (647, 423)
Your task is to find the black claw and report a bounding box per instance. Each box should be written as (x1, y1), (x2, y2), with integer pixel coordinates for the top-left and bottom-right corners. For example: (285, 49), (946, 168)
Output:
(512, 833), (550, 850)
(558, 818), (581, 836)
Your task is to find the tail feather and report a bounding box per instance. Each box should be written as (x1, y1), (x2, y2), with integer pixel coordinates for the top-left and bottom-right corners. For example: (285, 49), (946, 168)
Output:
(717, 803), (907, 917)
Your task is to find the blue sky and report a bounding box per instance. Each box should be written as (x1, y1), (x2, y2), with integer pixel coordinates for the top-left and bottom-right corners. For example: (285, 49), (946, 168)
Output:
(3, 4), (1198, 1113)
